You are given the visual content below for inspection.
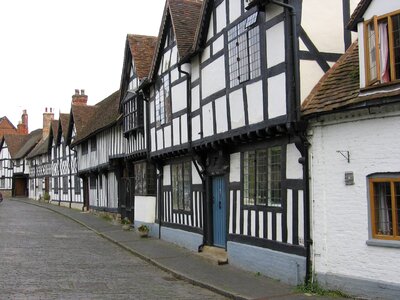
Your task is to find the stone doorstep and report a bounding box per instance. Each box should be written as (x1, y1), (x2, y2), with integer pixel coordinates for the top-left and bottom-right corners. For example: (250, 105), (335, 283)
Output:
(197, 245), (228, 265)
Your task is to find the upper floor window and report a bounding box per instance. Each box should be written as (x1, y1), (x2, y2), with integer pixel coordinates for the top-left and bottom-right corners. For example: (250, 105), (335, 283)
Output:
(63, 176), (68, 194)
(172, 161), (191, 212)
(129, 64), (138, 91)
(243, 146), (282, 207)
(155, 74), (171, 127)
(74, 176), (81, 195)
(369, 176), (400, 240)
(365, 11), (400, 86)
(82, 141), (88, 155)
(228, 11), (261, 88)
(123, 96), (144, 133)
(91, 137), (97, 152)
(62, 142), (67, 159)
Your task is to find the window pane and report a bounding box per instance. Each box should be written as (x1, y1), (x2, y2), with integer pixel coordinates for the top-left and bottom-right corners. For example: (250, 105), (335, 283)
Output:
(243, 151), (255, 205)
(395, 182), (400, 236)
(238, 33), (249, 83)
(367, 22), (378, 82)
(245, 12), (258, 28)
(268, 146), (281, 207)
(172, 164), (179, 209)
(248, 26), (261, 79)
(228, 40), (239, 87)
(256, 150), (267, 205)
(183, 162), (191, 211)
(373, 182), (393, 236)
(391, 14), (400, 80)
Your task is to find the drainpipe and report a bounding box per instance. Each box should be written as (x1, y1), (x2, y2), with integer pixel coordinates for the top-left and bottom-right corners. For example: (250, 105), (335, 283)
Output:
(270, 0), (311, 284)
(156, 163), (163, 239)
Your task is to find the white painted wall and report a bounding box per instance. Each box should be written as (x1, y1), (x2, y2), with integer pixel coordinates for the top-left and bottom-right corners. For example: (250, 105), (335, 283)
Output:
(163, 165), (171, 185)
(215, 95), (228, 133)
(192, 162), (202, 185)
(202, 102), (214, 137)
(267, 73), (287, 118)
(171, 81), (187, 113)
(229, 88), (245, 129)
(201, 56), (226, 99)
(266, 22), (285, 68)
(135, 196), (156, 223)
(228, 0), (241, 23)
(300, 60), (326, 102)
(229, 152), (240, 183)
(286, 143), (303, 179)
(310, 109), (400, 286)
(215, 0), (226, 34)
(246, 80), (264, 125)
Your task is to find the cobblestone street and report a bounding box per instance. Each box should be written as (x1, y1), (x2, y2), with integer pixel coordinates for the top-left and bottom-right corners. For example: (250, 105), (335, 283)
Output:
(0, 200), (226, 299)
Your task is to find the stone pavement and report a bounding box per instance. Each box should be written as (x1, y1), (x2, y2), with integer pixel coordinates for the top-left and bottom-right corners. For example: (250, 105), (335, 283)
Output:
(13, 198), (345, 300)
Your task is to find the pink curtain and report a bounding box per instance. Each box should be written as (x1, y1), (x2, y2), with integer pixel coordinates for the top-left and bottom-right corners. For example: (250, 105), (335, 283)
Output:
(379, 22), (390, 83)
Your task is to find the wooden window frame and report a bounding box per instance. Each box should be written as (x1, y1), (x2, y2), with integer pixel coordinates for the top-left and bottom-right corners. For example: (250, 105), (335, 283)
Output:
(155, 74), (171, 128)
(62, 176), (68, 194)
(82, 141), (88, 155)
(369, 177), (400, 241)
(123, 96), (144, 134)
(90, 137), (97, 152)
(364, 10), (400, 86)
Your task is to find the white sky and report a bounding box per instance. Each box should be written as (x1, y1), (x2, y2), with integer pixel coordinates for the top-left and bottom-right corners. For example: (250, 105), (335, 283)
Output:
(0, 0), (166, 131)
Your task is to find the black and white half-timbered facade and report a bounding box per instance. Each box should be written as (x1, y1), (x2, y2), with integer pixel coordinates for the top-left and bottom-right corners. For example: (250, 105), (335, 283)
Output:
(50, 113), (83, 209)
(0, 136), (20, 197)
(141, 0), (359, 285)
(68, 90), (124, 214)
(119, 34), (157, 224)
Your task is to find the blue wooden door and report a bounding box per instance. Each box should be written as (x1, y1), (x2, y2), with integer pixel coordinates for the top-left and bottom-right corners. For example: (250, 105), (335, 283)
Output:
(212, 176), (226, 248)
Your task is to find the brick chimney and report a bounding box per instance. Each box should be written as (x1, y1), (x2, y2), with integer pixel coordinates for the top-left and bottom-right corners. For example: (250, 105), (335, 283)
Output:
(71, 89), (88, 106)
(17, 109), (28, 135)
(42, 107), (54, 138)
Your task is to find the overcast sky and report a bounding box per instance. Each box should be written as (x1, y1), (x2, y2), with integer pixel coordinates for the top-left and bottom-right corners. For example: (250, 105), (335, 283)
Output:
(0, 0), (165, 131)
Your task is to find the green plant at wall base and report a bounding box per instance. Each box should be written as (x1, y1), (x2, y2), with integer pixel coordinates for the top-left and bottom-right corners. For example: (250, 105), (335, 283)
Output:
(138, 224), (149, 232)
(121, 217), (131, 225)
(43, 192), (50, 201)
(296, 281), (350, 298)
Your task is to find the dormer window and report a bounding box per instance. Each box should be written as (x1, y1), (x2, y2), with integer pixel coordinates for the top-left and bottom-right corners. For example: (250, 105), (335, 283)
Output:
(123, 93), (144, 133)
(365, 11), (400, 86)
(129, 64), (138, 91)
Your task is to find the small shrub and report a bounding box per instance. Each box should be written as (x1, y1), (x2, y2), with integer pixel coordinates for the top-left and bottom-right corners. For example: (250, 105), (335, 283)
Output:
(138, 224), (149, 232)
(297, 281), (350, 298)
(43, 192), (50, 201)
(121, 217), (131, 225)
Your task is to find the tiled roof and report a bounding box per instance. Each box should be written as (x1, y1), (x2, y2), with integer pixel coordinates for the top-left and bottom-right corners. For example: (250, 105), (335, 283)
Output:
(71, 104), (97, 143)
(150, 0), (203, 79)
(50, 120), (59, 143)
(13, 129), (42, 159)
(59, 113), (70, 141)
(72, 90), (121, 145)
(26, 136), (50, 158)
(2, 134), (26, 158)
(347, 0), (371, 31)
(302, 42), (360, 116)
(127, 34), (157, 79)
(302, 41), (400, 117)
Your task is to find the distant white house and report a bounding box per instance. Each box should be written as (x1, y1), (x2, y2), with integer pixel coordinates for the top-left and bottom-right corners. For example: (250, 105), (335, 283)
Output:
(303, 0), (400, 298)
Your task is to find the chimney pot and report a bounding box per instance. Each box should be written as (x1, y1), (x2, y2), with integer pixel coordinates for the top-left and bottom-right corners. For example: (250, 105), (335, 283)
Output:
(81, 89), (85, 95)
(75, 89), (79, 95)
(45, 107), (48, 112)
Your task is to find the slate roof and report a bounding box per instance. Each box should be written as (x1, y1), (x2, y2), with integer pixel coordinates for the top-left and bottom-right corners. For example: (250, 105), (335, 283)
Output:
(127, 34), (157, 79)
(302, 41), (400, 117)
(347, 0), (371, 31)
(150, 0), (203, 79)
(72, 90), (121, 146)
(13, 129), (42, 159)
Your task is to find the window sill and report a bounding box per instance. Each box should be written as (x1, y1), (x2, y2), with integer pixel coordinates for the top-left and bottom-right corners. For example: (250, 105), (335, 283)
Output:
(361, 80), (400, 93)
(366, 239), (400, 248)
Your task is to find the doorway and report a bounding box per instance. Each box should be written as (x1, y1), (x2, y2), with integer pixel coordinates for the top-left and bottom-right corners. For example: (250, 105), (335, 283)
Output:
(212, 176), (227, 248)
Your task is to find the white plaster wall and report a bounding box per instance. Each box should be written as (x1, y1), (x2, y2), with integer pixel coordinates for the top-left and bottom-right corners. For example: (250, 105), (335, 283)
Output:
(302, 0), (346, 54)
(363, 0), (399, 21)
(135, 196), (156, 223)
(286, 143), (303, 179)
(171, 67), (179, 83)
(192, 162), (202, 185)
(170, 45), (178, 66)
(171, 81), (187, 113)
(300, 60), (326, 102)
(157, 129), (163, 150)
(246, 80), (264, 125)
(173, 118), (180, 146)
(267, 73), (287, 118)
(150, 101), (155, 123)
(191, 85), (200, 112)
(181, 115), (188, 144)
(201, 45), (211, 63)
(164, 125), (171, 148)
(192, 115), (201, 141)
(310, 111), (400, 285)
(229, 153), (240, 182)
(215, 96), (228, 133)
(213, 35), (224, 55)
(229, 88), (245, 129)
(216, 1), (226, 34)
(151, 128), (156, 152)
(206, 12), (214, 42)
(229, 0), (241, 23)
(163, 165), (171, 185)
(191, 56), (200, 82)
(202, 102), (214, 137)
(266, 22), (285, 68)
(201, 56), (226, 99)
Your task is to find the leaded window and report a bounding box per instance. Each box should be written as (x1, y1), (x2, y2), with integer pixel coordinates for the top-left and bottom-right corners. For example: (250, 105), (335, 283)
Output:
(123, 95), (144, 133)
(369, 176), (400, 240)
(228, 12), (261, 88)
(91, 137), (96, 152)
(82, 141), (88, 155)
(54, 178), (58, 194)
(0, 177), (5, 188)
(243, 146), (282, 207)
(155, 74), (171, 127)
(63, 176), (68, 194)
(134, 162), (156, 196)
(90, 176), (96, 190)
(172, 161), (191, 211)
(74, 176), (81, 195)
